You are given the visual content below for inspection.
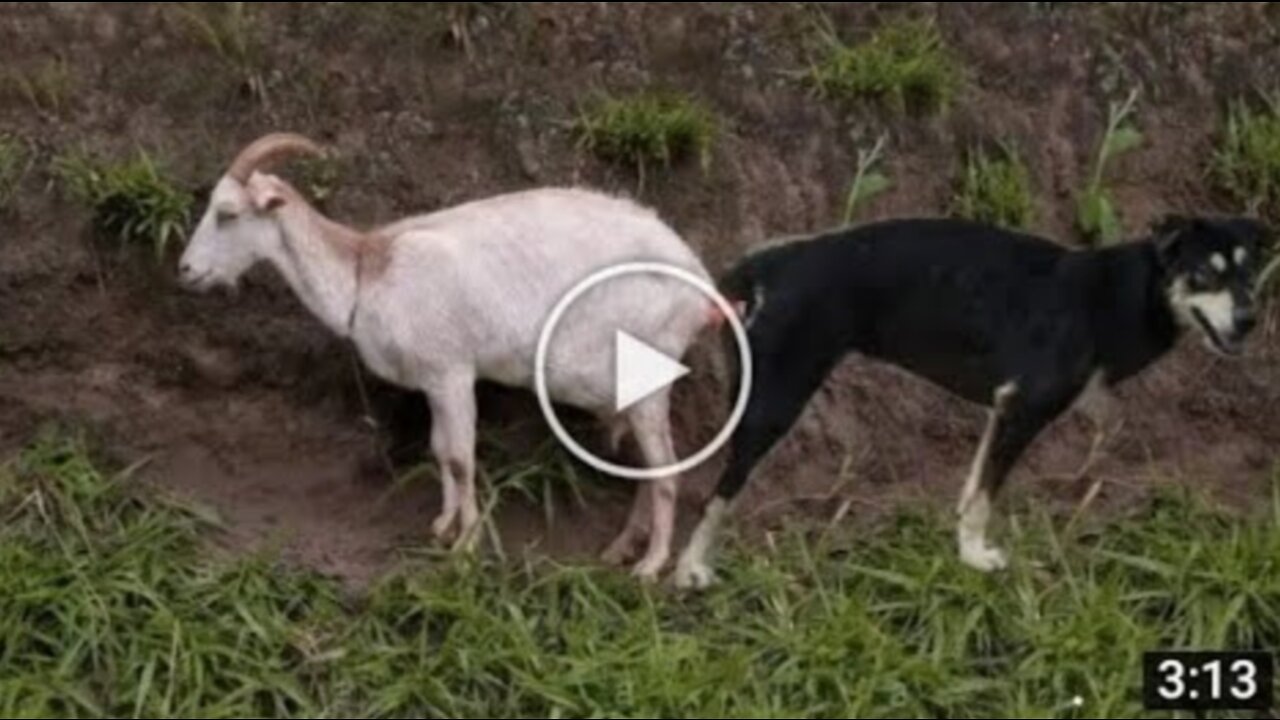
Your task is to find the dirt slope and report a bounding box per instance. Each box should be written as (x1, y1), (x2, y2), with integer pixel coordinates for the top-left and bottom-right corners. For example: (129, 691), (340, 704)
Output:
(3, 3), (1280, 584)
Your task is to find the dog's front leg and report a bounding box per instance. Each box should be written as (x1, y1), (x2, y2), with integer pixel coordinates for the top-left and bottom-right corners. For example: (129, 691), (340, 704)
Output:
(957, 383), (1019, 572)
(957, 380), (1069, 572)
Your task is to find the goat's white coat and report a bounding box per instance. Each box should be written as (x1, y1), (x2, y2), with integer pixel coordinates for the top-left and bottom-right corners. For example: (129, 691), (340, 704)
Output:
(180, 154), (713, 580)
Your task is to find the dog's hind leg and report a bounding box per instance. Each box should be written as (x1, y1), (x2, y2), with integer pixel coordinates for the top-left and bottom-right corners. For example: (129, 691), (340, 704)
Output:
(675, 349), (835, 590)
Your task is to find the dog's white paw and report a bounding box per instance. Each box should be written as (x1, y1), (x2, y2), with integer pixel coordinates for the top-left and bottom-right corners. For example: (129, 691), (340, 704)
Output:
(674, 561), (717, 590)
(961, 545), (1009, 573)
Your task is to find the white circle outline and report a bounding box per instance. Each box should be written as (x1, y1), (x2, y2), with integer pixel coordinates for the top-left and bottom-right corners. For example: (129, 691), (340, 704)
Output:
(534, 261), (753, 481)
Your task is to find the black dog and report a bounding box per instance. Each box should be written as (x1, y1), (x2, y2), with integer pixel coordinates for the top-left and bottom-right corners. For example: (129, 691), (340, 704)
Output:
(674, 214), (1267, 589)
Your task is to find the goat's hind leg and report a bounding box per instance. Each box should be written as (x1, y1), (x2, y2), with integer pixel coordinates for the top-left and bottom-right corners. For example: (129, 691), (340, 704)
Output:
(597, 410), (651, 566)
(602, 483), (651, 566)
(626, 397), (680, 582)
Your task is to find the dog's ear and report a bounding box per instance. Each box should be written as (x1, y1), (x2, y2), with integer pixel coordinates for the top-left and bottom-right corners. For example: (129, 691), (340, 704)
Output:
(1152, 214), (1192, 267)
(1228, 215), (1274, 254)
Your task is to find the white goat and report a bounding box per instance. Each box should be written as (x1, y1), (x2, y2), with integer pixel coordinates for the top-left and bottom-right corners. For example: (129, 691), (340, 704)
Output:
(176, 133), (716, 580)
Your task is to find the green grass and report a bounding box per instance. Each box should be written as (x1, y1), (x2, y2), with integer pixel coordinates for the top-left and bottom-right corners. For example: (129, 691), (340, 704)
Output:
(574, 91), (718, 187)
(4, 58), (76, 116)
(842, 133), (892, 224)
(812, 16), (963, 115)
(4, 430), (1279, 717)
(53, 148), (193, 261)
(295, 154), (344, 208)
(952, 143), (1037, 229)
(1213, 94), (1280, 218)
(0, 133), (31, 213)
(173, 2), (266, 103)
(1077, 88), (1144, 245)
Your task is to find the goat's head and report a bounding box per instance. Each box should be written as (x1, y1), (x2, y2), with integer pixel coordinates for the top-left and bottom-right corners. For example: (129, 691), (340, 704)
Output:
(178, 133), (324, 293)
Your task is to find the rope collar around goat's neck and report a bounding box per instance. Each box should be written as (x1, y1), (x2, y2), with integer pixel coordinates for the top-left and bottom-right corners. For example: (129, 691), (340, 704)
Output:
(345, 246), (363, 334)
(341, 235), (386, 465)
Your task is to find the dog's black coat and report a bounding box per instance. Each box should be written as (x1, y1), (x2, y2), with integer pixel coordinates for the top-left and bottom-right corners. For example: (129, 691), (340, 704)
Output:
(707, 215), (1265, 506)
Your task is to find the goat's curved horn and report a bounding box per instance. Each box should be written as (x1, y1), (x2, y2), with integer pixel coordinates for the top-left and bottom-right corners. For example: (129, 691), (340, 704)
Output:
(227, 133), (325, 184)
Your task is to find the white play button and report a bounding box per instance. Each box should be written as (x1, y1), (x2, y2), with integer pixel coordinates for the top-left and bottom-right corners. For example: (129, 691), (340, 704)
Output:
(535, 261), (753, 481)
(614, 331), (691, 413)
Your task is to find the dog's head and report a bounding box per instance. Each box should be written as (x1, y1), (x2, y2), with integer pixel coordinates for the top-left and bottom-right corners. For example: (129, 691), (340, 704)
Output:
(1156, 214), (1269, 357)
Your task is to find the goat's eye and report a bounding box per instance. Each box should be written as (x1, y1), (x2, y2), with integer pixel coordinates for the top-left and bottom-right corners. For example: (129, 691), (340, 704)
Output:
(215, 210), (237, 226)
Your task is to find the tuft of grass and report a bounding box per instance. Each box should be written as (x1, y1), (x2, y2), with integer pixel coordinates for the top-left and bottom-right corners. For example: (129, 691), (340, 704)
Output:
(53, 148), (194, 261)
(174, 2), (266, 104)
(1213, 94), (1280, 219)
(0, 133), (31, 213)
(1077, 88), (1143, 245)
(5, 429), (1280, 717)
(309, 3), (513, 59)
(4, 58), (76, 116)
(0, 428), (345, 718)
(952, 142), (1036, 229)
(295, 153), (344, 207)
(575, 91), (718, 188)
(842, 133), (892, 224)
(812, 16), (963, 115)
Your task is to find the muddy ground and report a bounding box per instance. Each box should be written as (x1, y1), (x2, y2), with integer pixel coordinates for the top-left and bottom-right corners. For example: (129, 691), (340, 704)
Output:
(4, 2), (1280, 585)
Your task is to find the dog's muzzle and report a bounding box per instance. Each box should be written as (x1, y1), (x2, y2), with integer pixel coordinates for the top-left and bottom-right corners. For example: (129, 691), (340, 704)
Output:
(1194, 305), (1256, 357)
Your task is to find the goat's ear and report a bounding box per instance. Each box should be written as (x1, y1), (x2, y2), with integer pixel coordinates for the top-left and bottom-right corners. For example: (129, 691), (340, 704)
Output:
(246, 173), (287, 214)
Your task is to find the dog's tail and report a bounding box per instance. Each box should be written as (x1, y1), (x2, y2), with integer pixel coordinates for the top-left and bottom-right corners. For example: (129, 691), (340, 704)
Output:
(704, 249), (770, 330)
(700, 249), (777, 408)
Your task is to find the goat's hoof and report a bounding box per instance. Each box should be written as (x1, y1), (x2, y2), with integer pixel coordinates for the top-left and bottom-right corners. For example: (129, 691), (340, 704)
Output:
(630, 558), (666, 584)
(431, 514), (459, 544)
(601, 545), (631, 567)
(961, 545), (1009, 573)
(601, 535), (644, 567)
(451, 516), (481, 553)
(674, 561), (717, 590)
(451, 531), (479, 555)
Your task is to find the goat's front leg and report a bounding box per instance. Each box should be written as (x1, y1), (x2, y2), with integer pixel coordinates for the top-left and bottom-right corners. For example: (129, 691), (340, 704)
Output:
(426, 375), (479, 550)
(957, 384), (1017, 572)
